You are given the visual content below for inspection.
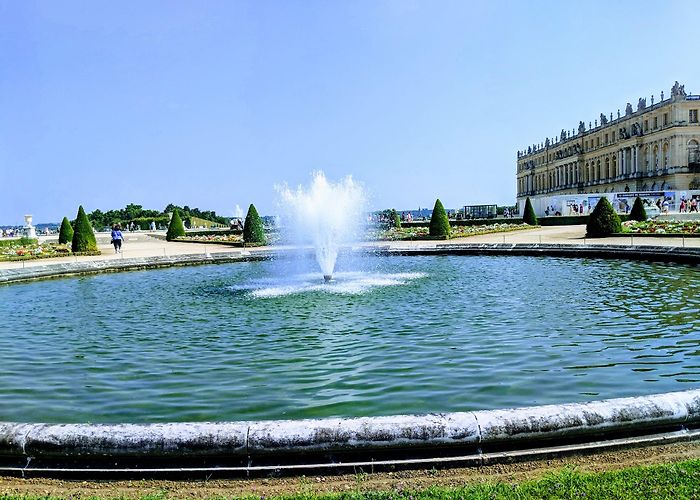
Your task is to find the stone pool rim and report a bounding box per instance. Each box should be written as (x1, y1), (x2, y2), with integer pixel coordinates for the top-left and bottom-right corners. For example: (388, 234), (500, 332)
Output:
(1, 242), (699, 285)
(2, 243), (699, 475)
(1, 389), (700, 476)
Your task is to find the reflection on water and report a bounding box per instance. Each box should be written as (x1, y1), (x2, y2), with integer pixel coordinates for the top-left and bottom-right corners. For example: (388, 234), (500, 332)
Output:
(0, 255), (698, 423)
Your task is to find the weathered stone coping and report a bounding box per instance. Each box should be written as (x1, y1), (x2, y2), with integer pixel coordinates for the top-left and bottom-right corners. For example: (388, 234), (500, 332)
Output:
(1, 243), (699, 285)
(1, 390), (699, 475)
(375, 242), (700, 264)
(0, 251), (274, 285)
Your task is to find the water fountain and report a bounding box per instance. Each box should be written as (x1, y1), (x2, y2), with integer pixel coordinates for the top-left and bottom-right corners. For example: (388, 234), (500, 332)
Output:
(277, 171), (366, 282)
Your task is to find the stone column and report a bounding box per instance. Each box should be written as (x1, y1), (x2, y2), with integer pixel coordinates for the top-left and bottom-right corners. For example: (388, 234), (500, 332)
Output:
(617, 150), (622, 177)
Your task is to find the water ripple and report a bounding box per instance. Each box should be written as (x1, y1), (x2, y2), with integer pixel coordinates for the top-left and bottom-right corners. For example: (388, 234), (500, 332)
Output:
(1, 255), (699, 422)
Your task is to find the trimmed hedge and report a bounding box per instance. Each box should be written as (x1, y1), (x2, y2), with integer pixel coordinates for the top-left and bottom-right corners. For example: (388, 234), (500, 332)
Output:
(0, 237), (38, 248)
(429, 199), (450, 237)
(523, 197), (537, 226)
(629, 196), (647, 222)
(401, 218), (524, 228)
(586, 197), (622, 237)
(58, 217), (73, 244)
(243, 204), (265, 244)
(71, 205), (98, 253)
(127, 216), (171, 231)
(166, 210), (186, 241)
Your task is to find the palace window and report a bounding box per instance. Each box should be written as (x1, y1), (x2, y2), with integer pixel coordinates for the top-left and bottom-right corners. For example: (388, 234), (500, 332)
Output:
(654, 116), (658, 128)
(612, 131), (616, 141)
(596, 137), (600, 147)
(605, 133), (608, 145)
(644, 119), (648, 131)
(690, 109), (699, 123)
(663, 113), (668, 126)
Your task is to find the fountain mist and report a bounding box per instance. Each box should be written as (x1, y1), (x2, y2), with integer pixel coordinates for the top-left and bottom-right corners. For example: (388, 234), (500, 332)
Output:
(277, 172), (366, 281)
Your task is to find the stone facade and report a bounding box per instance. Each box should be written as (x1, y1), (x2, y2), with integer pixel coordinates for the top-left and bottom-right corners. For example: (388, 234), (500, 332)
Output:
(516, 82), (700, 205)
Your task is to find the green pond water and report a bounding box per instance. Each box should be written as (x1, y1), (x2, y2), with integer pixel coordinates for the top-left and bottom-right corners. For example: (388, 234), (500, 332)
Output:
(1, 254), (699, 423)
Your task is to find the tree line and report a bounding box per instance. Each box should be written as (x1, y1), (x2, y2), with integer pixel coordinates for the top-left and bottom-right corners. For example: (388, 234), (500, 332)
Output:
(87, 203), (230, 229)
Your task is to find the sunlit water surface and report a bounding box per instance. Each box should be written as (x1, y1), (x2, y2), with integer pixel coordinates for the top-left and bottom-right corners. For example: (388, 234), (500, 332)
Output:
(1, 254), (699, 423)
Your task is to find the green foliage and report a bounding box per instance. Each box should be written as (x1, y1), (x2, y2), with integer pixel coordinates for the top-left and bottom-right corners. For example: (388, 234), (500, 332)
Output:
(629, 196), (648, 222)
(429, 199), (451, 237)
(71, 205), (98, 253)
(166, 209), (186, 241)
(87, 203), (227, 229)
(243, 204), (266, 244)
(0, 237), (38, 249)
(586, 197), (622, 237)
(390, 209), (401, 228)
(128, 216), (171, 231)
(58, 216), (74, 244)
(523, 197), (538, 225)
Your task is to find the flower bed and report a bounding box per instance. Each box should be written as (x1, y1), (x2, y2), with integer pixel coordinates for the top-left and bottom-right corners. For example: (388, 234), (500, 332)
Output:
(373, 223), (536, 241)
(0, 242), (72, 261)
(622, 220), (700, 234)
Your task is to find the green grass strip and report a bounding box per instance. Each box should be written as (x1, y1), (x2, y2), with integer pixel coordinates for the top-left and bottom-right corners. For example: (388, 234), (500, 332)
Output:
(3, 458), (700, 499)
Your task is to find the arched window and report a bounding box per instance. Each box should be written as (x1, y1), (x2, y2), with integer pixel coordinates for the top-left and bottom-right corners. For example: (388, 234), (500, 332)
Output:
(663, 142), (669, 168)
(605, 157), (610, 179)
(596, 160), (601, 181)
(688, 139), (699, 167)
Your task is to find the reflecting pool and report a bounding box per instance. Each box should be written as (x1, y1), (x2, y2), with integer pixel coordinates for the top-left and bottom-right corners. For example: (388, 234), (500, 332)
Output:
(1, 255), (699, 423)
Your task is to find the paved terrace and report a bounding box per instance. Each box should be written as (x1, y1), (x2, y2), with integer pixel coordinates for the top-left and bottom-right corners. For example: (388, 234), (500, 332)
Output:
(1, 225), (699, 272)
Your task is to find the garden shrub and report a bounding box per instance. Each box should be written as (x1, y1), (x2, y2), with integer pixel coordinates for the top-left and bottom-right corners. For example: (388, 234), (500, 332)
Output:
(629, 196), (647, 222)
(71, 205), (98, 253)
(586, 197), (622, 237)
(391, 209), (401, 229)
(523, 197), (538, 225)
(429, 199), (450, 238)
(243, 204), (265, 244)
(166, 209), (186, 241)
(58, 217), (73, 244)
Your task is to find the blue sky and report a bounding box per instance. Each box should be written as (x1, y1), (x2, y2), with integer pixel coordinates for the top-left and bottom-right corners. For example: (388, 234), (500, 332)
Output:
(1, 0), (698, 224)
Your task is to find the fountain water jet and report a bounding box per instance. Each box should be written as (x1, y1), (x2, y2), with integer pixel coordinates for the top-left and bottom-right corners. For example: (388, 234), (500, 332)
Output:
(278, 172), (366, 281)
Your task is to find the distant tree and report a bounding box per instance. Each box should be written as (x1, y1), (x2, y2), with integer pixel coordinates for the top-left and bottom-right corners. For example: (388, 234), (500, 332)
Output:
(586, 197), (622, 237)
(243, 204), (265, 244)
(58, 216), (73, 245)
(166, 209), (186, 241)
(629, 196), (647, 222)
(523, 197), (538, 225)
(71, 206), (98, 253)
(429, 199), (450, 237)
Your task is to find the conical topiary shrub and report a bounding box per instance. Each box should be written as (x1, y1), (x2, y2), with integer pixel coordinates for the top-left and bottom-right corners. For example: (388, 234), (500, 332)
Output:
(243, 204), (265, 244)
(586, 197), (622, 237)
(523, 197), (537, 225)
(629, 196), (647, 222)
(391, 209), (401, 229)
(71, 205), (98, 253)
(166, 209), (186, 241)
(58, 216), (73, 245)
(429, 199), (450, 238)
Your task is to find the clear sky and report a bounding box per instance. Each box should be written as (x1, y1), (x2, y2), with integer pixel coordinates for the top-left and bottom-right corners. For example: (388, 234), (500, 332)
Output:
(2, 0), (698, 224)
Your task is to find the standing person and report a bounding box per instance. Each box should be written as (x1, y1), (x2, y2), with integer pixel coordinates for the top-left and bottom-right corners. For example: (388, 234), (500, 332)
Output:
(111, 224), (124, 254)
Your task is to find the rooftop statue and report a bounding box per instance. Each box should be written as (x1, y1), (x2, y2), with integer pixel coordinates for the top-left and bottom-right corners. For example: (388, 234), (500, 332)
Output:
(600, 113), (608, 125)
(637, 97), (646, 111)
(625, 103), (633, 115)
(671, 81), (687, 97)
(545, 137), (550, 147)
(560, 129), (566, 141)
(578, 121), (585, 133)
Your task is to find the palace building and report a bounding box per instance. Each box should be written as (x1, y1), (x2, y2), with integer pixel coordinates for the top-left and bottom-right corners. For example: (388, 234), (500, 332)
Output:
(516, 82), (700, 216)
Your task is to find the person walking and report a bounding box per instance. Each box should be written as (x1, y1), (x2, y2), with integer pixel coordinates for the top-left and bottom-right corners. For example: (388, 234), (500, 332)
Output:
(111, 224), (124, 254)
